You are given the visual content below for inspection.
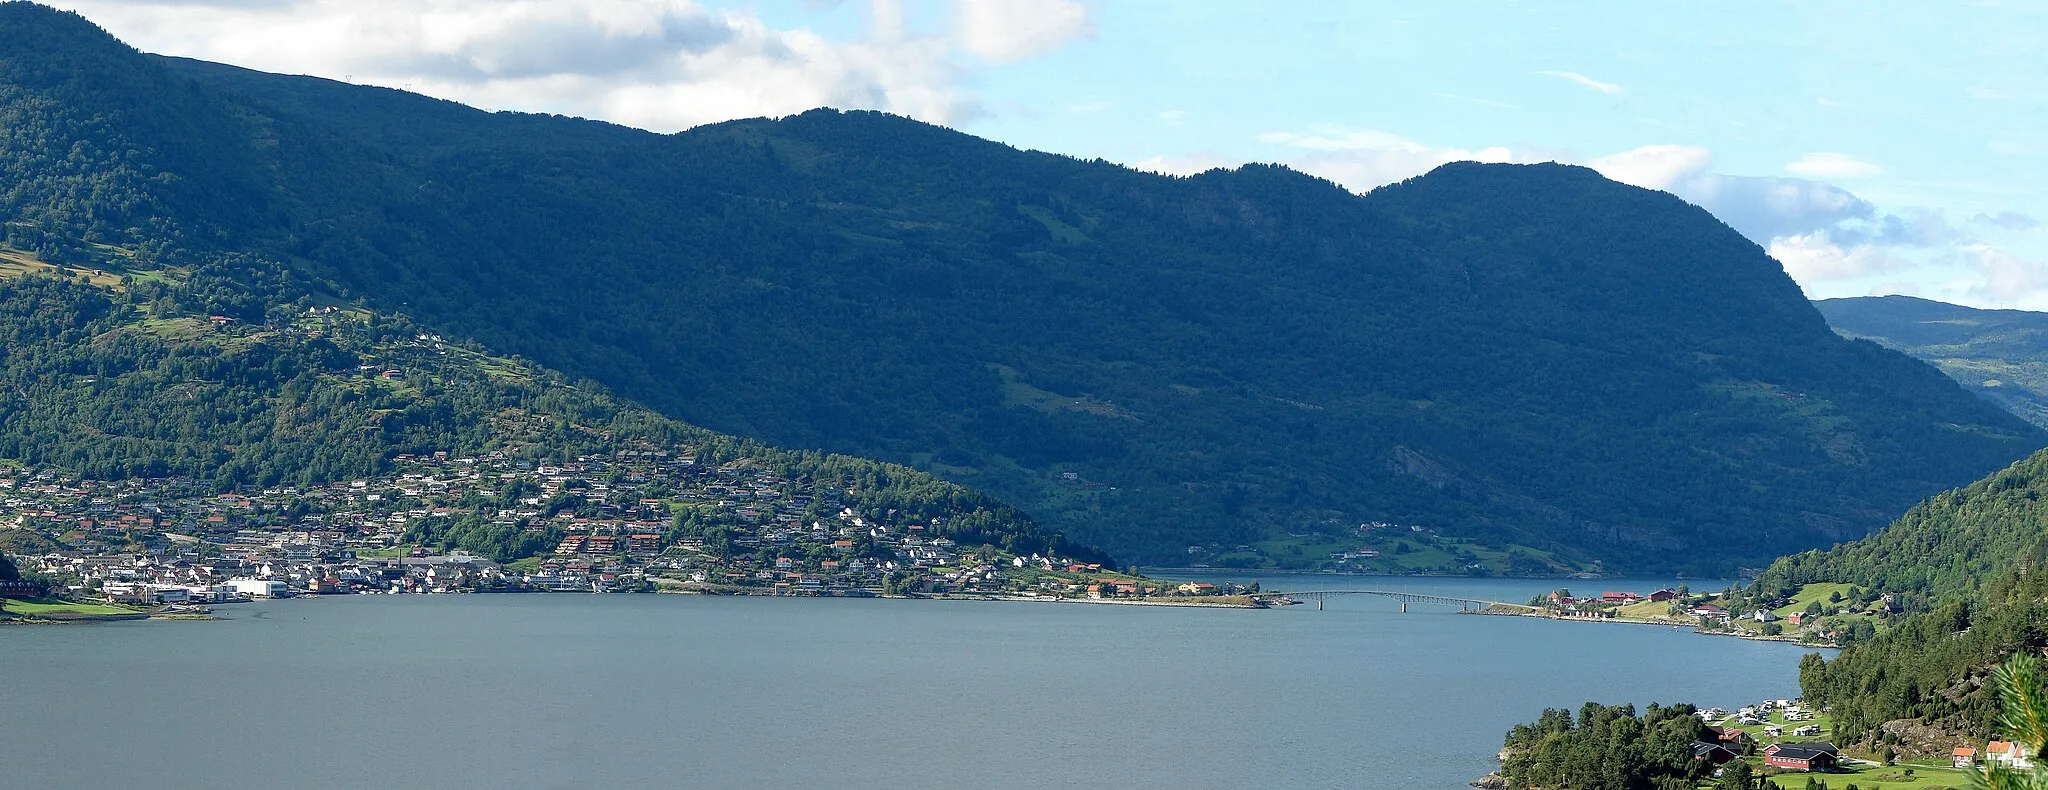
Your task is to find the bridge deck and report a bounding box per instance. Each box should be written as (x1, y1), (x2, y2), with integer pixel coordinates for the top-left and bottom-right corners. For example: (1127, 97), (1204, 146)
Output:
(1249, 589), (1536, 611)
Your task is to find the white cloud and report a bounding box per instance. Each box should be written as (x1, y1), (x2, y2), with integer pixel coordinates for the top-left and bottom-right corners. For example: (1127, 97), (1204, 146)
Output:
(953, 0), (1090, 63)
(1962, 244), (2048, 309)
(1784, 152), (1886, 178)
(1974, 211), (2041, 232)
(1677, 174), (1876, 243)
(1587, 144), (1712, 190)
(1533, 69), (1624, 95)
(1129, 151), (1236, 177)
(1581, 145), (1886, 245)
(51, 0), (1084, 132)
(1767, 232), (1913, 283)
(1255, 125), (1522, 191)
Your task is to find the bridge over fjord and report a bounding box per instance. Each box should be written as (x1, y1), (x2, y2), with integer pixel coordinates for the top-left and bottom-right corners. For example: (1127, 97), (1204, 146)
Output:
(1250, 589), (1539, 613)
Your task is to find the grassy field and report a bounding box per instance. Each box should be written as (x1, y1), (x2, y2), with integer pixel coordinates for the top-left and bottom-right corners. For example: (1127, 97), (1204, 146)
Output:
(990, 363), (1133, 420)
(1720, 709), (1835, 743)
(1772, 582), (1857, 616)
(1, 597), (146, 617)
(1613, 597), (1679, 620)
(1753, 761), (1973, 789)
(0, 246), (129, 289)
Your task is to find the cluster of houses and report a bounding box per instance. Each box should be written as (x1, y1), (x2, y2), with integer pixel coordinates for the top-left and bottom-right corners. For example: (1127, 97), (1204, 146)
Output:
(1684, 700), (1842, 774)
(1954, 741), (2033, 770)
(1, 441), (1162, 605)
(1536, 585), (1894, 646)
(1685, 696), (2042, 776)
(1691, 735), (1841, 773)
(1542, 587), (1682, 619)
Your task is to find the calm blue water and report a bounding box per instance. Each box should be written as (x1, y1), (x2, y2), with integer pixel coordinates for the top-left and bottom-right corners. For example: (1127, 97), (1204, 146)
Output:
(1, 576), (1817, 789)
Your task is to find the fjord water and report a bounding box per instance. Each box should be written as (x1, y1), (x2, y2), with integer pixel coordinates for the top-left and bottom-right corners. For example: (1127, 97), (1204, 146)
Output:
(4, 577), (1813, 790)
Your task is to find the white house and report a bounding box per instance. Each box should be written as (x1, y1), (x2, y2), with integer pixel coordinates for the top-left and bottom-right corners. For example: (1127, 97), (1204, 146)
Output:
(228, 578), (289, 599)
(1989, 741), (2034, 769)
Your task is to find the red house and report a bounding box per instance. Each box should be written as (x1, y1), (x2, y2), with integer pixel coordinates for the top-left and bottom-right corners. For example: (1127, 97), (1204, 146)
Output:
(1707, 725), (1752, 746)
(1601, 591), (1642, 603)
(1647, 588), (1678, 602)
(1763, 743), (1838, 772)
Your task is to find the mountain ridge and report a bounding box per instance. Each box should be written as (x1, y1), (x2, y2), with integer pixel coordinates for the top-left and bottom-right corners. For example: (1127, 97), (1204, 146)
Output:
(2, 1), (2041, 572)
(1818, 294), (2048, 429)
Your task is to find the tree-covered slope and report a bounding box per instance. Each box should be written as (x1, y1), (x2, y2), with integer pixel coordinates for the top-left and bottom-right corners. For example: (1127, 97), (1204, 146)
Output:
(1768, 452), (2048, 748)
(1819, 295), (2048, 429)
(1706, 441), (2048, 748)
(1799, 556), (2048, 748)
(0, 265), (1100, 565)
(1754, 450), (2048, 609)
(1, 2), (2040, 572)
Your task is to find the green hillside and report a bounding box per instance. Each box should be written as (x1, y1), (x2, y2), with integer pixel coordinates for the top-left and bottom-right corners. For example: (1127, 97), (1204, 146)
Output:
(1754, 451), (2048, 609)
(0, 263), (1100, 566)
(1697, 445), (2048, 749)
(1819, 295), (2048, 429)
(2, 2), (2041, 572)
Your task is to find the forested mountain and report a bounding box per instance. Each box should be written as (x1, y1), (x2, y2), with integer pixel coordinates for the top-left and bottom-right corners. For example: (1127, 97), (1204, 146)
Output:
(2, 3), (2041, 572)
(1758, 447), (2048, 748)
(1818, 295), (2048, 429)
(0, 266), (1099, 566)
(1754, 450), (2048, 608)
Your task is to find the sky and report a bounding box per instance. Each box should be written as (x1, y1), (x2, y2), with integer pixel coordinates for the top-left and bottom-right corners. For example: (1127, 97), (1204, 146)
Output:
(49, 0), (2048, 309)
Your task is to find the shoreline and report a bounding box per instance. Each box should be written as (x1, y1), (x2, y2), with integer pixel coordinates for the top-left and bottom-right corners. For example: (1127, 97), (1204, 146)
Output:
(8, 588), (1837, 633)
(1139, 566), (1594, 580)
(1494, 609), (1834, 649)
(1, 601), (220, 624)
(7, 588), (1268, 623)
(655, 586), (1268, 608)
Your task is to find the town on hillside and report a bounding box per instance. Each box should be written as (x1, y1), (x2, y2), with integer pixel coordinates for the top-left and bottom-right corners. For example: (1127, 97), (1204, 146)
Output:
(0, 451), (1260, 618)
(1529, 584), (1895, 646)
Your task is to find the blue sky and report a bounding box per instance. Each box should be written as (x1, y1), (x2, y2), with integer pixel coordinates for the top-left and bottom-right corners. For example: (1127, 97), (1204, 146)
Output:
(60, 0), (2048, 308)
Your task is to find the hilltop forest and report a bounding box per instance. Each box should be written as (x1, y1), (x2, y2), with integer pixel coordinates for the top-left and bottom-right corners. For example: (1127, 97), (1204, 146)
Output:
(1, 2), (2041, 572)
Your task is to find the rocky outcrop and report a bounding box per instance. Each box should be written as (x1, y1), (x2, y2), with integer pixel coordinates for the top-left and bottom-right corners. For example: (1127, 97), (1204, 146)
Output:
(1878, 718), (1977, 759)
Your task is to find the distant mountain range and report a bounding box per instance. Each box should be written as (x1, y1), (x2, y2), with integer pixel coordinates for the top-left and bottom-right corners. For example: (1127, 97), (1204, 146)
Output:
(1, 2), (2042, 573)
(1818, 295), (2048, 429)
